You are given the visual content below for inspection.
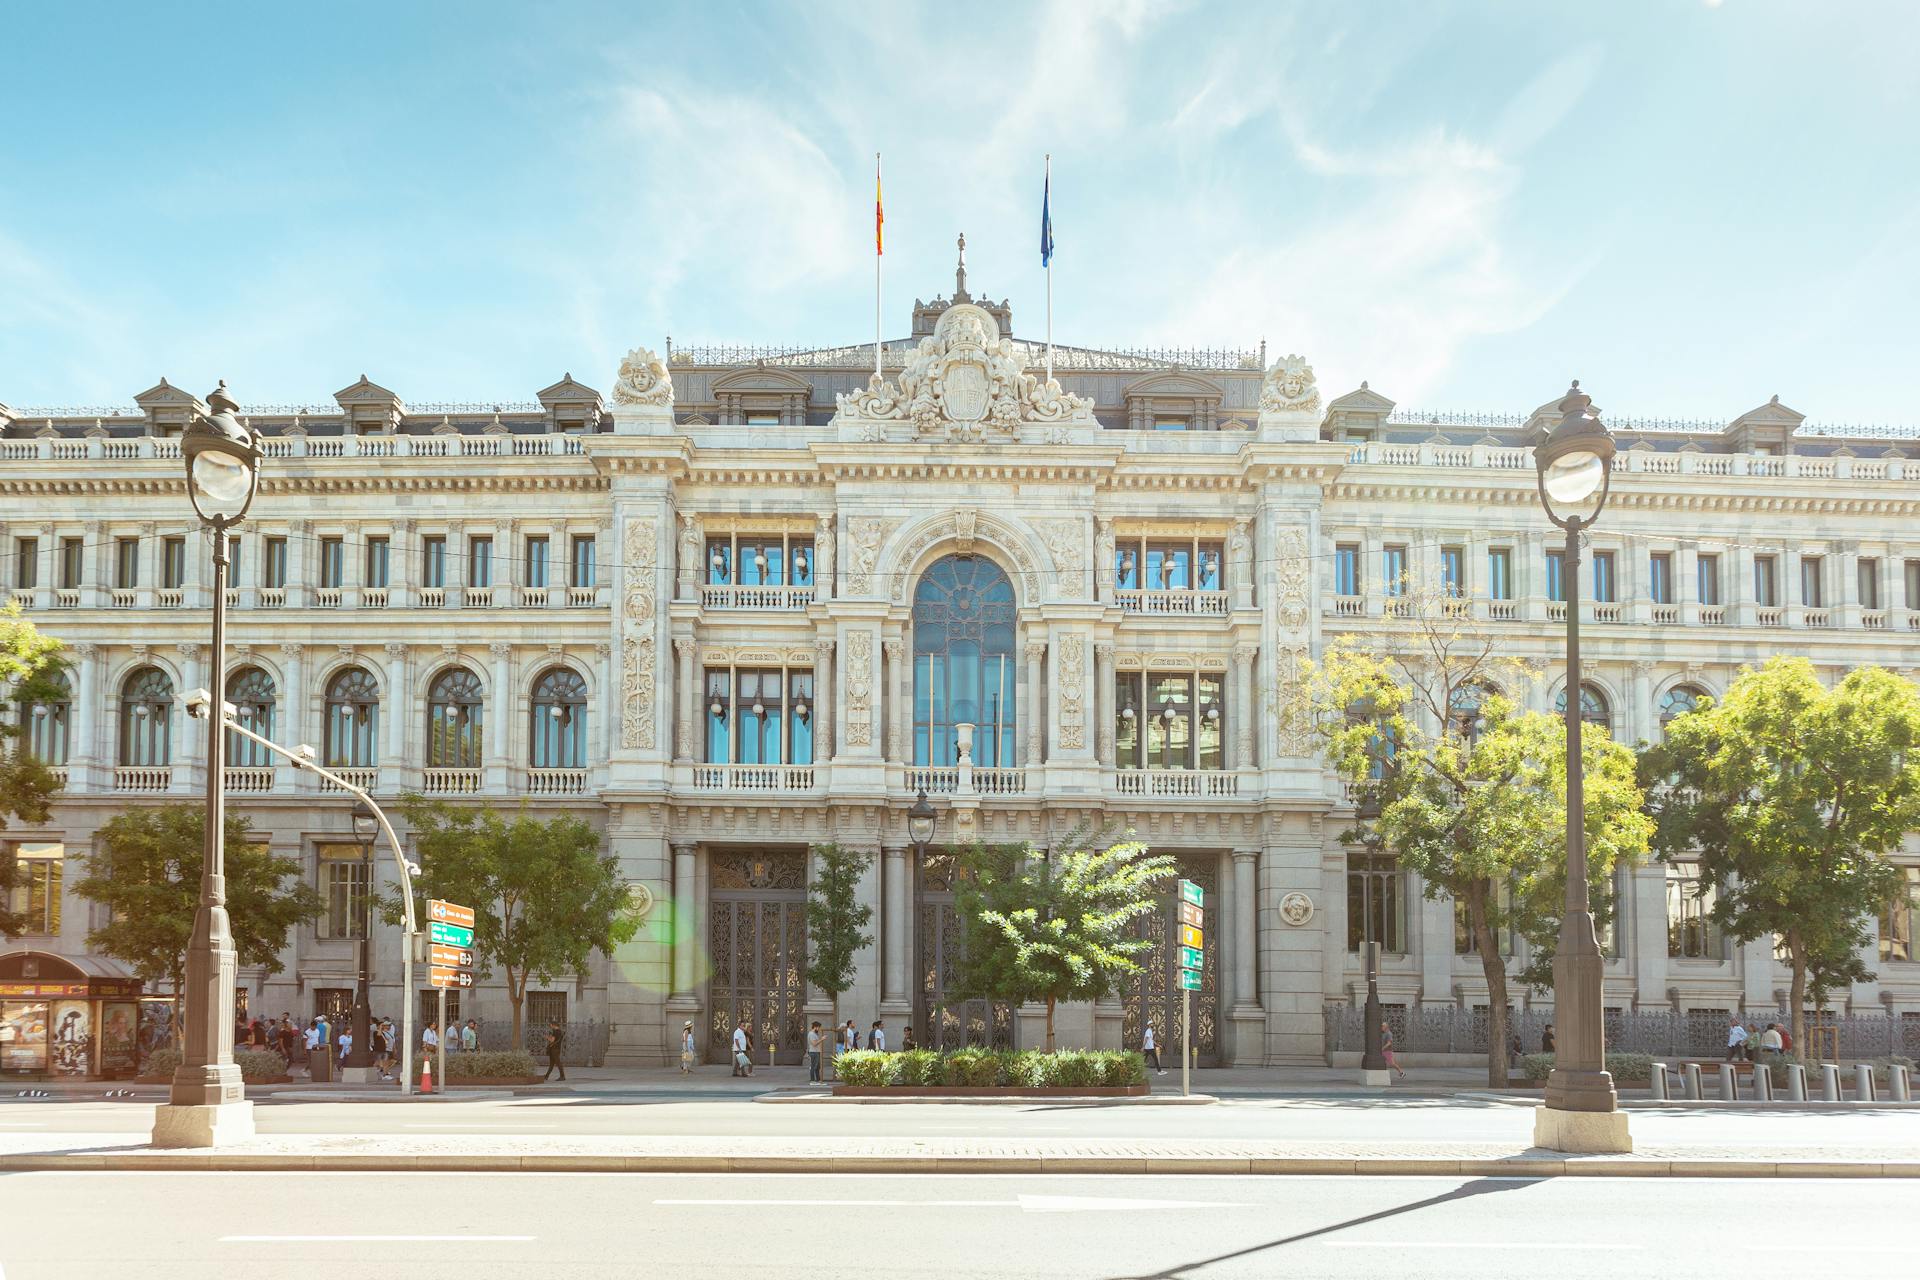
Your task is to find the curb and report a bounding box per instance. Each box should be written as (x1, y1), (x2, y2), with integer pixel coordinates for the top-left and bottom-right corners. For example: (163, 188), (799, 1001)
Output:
(1, 1152), (1913, 1177)
(757, 1090), (1219, 1105)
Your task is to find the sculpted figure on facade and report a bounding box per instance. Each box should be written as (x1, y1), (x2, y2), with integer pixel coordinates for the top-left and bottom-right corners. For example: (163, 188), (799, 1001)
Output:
(676, 514), (702, 599)
(1056, 634), (1087, 750)
(845, 517), (894, 595)
(1259, 353), (1320, 417)
(611, 346), (673, 408)
(1273, 527), (1311, 630)
(813, 513), (835, 599)
(1095, 519), (1117, 601)
(1037, 518), (1084, 599)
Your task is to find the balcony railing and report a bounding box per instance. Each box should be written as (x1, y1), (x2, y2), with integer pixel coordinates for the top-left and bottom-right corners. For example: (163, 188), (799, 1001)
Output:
(1908, 613), (1920, 633)
(421, 768), (483, 794)
(905, 766), (960, 794)
(1804, 608), (1832, 628)
(1756, 606), (1784, 627)
(55, 589), (79, 608)
(110, 589), (137, 608)
(419, 586), (446, 608)
(363, 587), (388, 608)
(700, 582), (816, 610)
(114, 766), (172, 792)
(156, 588), (183, 608)
(1592, 602), (1622, 623)
(464, 586), (495, 608)
(1115, 588), (1230, 616)
(1113, 769), (1241, 798)
(1487, 600), (1518, 621)
(1863, 610), (1888, 630)
(224, 766), (274, 793)
(315, 587), (342, 608)
(526, 768), (589, 795)
(1699, 604), (1726, 625)
(566, 586), (598, 607)
(692, 763), (817, 791)
(520, 586), (548, 607)
(1650, 603), (1679, 625)
(8, 589), (32, 608)
(258, 587), (286, 608)
(1547, 602), (1567, 622)
(319, 767), (378, 793)
(1332, 595), (1364, 617)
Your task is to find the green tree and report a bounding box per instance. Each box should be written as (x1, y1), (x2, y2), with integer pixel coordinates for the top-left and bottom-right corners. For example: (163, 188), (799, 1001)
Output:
(70, 805), (322, 992)
(951, 833), (1177, 1052)
(0, 604), (67, 937)
(396, 797), (641, 1045)
(1303, 590), (1652, 1087)
(804, 842), (874, 1072)
(1641, 657), (1920, 1057)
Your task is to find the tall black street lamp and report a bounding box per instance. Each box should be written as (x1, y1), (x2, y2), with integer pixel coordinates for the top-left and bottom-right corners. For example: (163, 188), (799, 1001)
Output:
(344, 801), (379, 1074)
(1356, 791), (1389, 1080)
(152, 382), (261, 1147)
(907, 788), (937, 859)
(1532, 381), (1630, 1152)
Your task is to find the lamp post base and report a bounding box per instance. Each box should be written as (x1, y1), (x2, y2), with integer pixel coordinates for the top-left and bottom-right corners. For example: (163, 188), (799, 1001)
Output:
(339, 1065), (379, 1084)
(1532, 1105), (1632, 1154)
(1359, 1068), (1392, 1088)
(150, 1100), (256, 1149)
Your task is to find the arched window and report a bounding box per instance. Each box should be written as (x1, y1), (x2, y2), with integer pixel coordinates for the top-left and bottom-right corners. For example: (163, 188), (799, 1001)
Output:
(323, 667), (380, 768)
(1659, 684), (1707, 729)
(1555, 682), (1611, 734)
(118, 667), (174, 766)
(225, 667), (277, 767)
(912, 555), (1017, 767)
(426, 667), (484, 768)
(1447, 681), (1499, 743)
(17, 670), (72, 765)
(529, 667), (588, 769)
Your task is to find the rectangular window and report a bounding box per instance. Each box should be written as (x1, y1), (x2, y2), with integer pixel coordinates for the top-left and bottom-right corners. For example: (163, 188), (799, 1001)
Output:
(1753, 555), (1777, 607)
(1381, 545), (1408, 597)
(115, 537), (139, 590)
(1153, 416), (1191, 431)
(162, 536), (186, 591)
(570, 536), (596, 589)
(1347, 853), (1405, 954)
(790, 540), (815, 586)
(1667, 864), (1722, 959)
(422, 537), (446, 589)
(788, 669), (815, 765)
(1334, 544), (1360, 597)
(365, 537), (389, 589)
(1113, 536), (1225, 598)
(227, 536), (242, 587)
(316, 844), (369, 940)
(743, 411), (780, 427)
(1649, 553), (1672, 605)
(704, 670), (731, 763)
(1146, 541), (1192, 592)
(1486, 548), (1512, 601)
(1800, 555), (1824, 608)
(59, 538), (83, 590)
(1545, 550), (1565, 603)
(5, 842), (63, 935)
(318, 537), (344, 589)
(14, 538), (37, 590)
(469, 536), (492, 589)
(1113, 671), (1226, 771)
(1592, 550), (1615, 603)
(1697, 554), (1721, 606)
(1454, 882), (1514, 955)
(263, 537), (288, 589)
(1196, 542), (1223, 592)
(1440, 546), (1463, 597)
(737, 538), (785, 587)
(1907, 560), (1920, 610)
(525, 536), (548, 589)
(1880, 866), (1919, 964)
(1859, 557), (1881, 610)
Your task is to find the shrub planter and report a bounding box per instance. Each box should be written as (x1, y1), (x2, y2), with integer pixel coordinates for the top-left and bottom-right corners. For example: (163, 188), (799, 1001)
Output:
(832, 1084), (1150, 1098)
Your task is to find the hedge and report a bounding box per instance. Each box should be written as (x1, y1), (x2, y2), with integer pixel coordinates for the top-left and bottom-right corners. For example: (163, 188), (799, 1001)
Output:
(140, 1047), (290, 1082)
(418, 1050), (541, 1080)
(835, 1049), (1146, 1089)
(1519, 1052), (1656, 1084)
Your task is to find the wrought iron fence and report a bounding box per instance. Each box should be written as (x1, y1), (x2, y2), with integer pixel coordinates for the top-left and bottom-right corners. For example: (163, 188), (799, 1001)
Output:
(1325, 1004), (1920, 1060)
(471, 1018), (609, 1067)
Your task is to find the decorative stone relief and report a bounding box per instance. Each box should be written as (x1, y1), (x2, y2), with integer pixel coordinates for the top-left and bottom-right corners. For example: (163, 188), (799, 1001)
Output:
(1036, 518), (1084, 599)
(843, 631), (874, 746)
(1273, 527), (1310, 630)
(888, 512), (1040, 603)
(676, 514), (701, 596)
(845, 517), (897, 596)
(1278, 892), (1315, 926)
(1274, 644), (1315, 757)
(1095, 519), (1117, 601)
(611, 347), (673, 407)
(814, 513), (835, 597)
(1057, 634), (1086, 750)
(1259, 353), (1320, 416)
(954, 510), (977, 554)
(620, 516), (658, 750)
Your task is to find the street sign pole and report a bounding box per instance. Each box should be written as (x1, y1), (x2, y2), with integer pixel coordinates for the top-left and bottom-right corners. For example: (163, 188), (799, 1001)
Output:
(1181, 986), (1190, 1098)
(1175, 878), (1204, 1099)
(437, 985), (447, 1095)
(424, 900), (475, 1094)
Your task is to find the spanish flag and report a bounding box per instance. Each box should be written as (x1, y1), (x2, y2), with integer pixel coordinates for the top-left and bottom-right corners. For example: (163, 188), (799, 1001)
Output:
(875, 153), (884, 256)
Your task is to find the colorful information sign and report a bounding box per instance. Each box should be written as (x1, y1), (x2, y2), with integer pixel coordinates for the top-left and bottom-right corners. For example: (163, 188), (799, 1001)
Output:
(427, 899), (475, 929)
(1177, 901), (1203, 928)
(1178, 879), (1204, 908)
(1178, 924), (1203, 951)
(428, 966), (475, 989)
(428, 944), (475, 970)
(1177, 970), (1204, 992)
(1178, 945), (1204, 971)
(428, 921), (474, 948)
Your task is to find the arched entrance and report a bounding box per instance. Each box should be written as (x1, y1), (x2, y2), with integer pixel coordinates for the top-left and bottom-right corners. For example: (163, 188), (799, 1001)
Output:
(912, 554), (1017, 766)
(706, 851), (807, 1065)
(1122, 856), (1221, 1066)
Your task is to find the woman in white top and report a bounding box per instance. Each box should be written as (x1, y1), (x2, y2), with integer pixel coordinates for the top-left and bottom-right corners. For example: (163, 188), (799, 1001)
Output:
(680, 1021), (697, 1075)
(1143, 1024), (1163, 1075)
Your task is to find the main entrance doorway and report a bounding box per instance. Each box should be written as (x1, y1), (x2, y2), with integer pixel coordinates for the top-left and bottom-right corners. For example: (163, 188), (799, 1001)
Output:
(1122, 856), (1220, 1066)
(915, 850), (1013, 1051)
(707, 851), (807, 1065)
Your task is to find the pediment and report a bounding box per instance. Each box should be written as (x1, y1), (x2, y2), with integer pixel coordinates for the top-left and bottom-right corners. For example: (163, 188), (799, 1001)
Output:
(536, 373), (604, 408)
(1727, 395), (1805, 430)
(334, 374), (403, 407)
(1324, 383), (1396, 416)
(133, 378), (202, 410)
(709, 367), (815, 395)
(1123, 372), (1225, 402)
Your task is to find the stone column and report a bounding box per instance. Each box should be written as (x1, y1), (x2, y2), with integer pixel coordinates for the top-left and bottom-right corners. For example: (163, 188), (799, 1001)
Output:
(1838, 545), (1862, 628)
(1231, 849), (1259, 1011)
(390, 521), (414, 610)
(1024, 638), (1046, 766)
(35, 525), (56, 610)
(669, 841), (699, 1002)
(174, 642), (203, 796)
(1093, 642), (1115, 767)
(488, 641), (513, 789)
(284, 519), (309, 608)
(383, 642), (410, 789)
(1677, 542), (1700, 625)
(135, 522), (158, 609)
(813, 638), (834, 761)
(70, 643), (101, 788)
(884, 639), (907, 762)
(881, 844), (911, 1014)
(1232, 643), (1257, 770)
(673, 639), (696, 762)
(82, 520), (105, 608)
(280, 644), (307, 795)
(815, 513), (835, 602)
(1631, 660), (1656, 746)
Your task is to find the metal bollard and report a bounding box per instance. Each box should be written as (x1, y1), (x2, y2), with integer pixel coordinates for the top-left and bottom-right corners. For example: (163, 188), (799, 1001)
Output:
(1684, 1063), (1703, 1100)
(1821, 1064), (1841, 1101)
(1649, 1062), (1669, 1102)
(1752, 1063), (1773, 1102)
(1891, 1064), (1912, 1103)
(1786, 1063), (1808, 1101)
(1719, 1063), (1740, 1101)
(1855, 1063), (1876, 1103)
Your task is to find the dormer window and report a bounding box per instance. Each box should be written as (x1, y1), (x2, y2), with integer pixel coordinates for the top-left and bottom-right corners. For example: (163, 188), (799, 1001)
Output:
(1153, 415), (1192, 432)
(744, 411), (781, 427)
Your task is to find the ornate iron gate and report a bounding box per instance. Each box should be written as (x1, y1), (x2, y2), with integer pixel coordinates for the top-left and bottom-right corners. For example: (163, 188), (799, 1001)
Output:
(916, 850), (1014, 1051)
(1123, 857), (1220, 1065)
(708, 851), (808, 1065)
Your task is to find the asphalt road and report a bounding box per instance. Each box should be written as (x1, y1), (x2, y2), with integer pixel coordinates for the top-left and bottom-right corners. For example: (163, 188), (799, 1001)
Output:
(0, 1172), (1904, 1279)
(1, 1094), (1915, 1149)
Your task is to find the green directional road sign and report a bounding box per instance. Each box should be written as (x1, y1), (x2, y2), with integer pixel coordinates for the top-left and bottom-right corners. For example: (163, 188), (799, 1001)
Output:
(1177, 969), (1204, 991)
(1178, 879), (1204, 908)
(1178, 946), (1204, 972)
(429, 921), (475, 948)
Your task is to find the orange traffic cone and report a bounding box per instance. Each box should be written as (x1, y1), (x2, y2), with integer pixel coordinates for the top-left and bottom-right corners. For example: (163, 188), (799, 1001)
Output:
(420, 1056), (433, 1095)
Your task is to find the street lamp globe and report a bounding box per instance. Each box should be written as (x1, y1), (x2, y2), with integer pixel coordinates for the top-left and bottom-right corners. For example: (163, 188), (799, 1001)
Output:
(1533, 381), (1616, 530)
(181, 382), (261, 527)
(907, 787), (937, 856)
(351, 800), (379, 848)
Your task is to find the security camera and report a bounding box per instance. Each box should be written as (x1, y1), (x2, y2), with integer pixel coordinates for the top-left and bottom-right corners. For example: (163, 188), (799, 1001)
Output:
(405, 862), (423, 878)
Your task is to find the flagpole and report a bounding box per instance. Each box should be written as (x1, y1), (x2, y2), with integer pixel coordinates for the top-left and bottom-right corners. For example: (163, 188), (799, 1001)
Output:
(874, 152), (883, 382)
(1044, 154), (1054, 385)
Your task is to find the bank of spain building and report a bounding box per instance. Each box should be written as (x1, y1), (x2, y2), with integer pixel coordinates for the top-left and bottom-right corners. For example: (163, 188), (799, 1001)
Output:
(5, 269), (1919, 1068)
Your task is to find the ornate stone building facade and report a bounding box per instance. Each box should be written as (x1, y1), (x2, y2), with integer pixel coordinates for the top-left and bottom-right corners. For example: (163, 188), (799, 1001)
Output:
(5, 267), (1919, 1066)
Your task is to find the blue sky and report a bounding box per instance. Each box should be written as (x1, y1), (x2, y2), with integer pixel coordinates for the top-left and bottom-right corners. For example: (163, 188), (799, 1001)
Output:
(3, 1), (1916, 423)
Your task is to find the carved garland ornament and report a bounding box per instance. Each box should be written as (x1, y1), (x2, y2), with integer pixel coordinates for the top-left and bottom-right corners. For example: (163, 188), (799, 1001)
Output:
(1274, 644), (1315, 757)
(843, 631), (874, 746)
(1274, 527), (1311, 631)
(611, 346), (673, 408)
(620, 517), (658, 750)
(1057, 633), (1086, 751)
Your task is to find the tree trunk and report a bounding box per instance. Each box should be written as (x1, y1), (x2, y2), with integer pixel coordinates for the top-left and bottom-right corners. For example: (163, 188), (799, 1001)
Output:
(829, 996), (840, 1081)
(1470, 888), (1510, 1090)
(507, 965), (525, 1048)
(1046, 995), (1057, 1053)
(1787, 933), (1808, 1066)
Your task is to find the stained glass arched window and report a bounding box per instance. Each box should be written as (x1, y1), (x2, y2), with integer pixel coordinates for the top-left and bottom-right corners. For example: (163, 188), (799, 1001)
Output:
(426, 666), (485, 768)
(225, 667), (277, 767)
(1554, 682), (1611, 734)
(1659, 684), (1707, 729)
(323, 667), (380, 768)
(118, 667), (174, 766)
(529, 666), (588, 769)
(912, 555), (1017, 767)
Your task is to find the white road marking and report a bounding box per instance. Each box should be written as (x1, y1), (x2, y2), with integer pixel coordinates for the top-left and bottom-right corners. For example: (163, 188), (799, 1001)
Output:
(655, 1195), (1246, 1213)
(220, 1235), (535, 1243)
(1323, 1242), (1639, 1251)
(0, 1121), (48, 1127)
(1751, 1244), (1904, 1254)
(399, 1122), (558, 1129)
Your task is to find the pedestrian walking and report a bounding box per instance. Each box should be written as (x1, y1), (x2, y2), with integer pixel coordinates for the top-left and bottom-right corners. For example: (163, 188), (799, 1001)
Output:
(1380, 1021), (1406, 1080)
(842, 1019), (858, 1055)
(336, 1026), (353, 1065)
(422, 1021), (439, 1058)
(807, 1021), (824, 1083)
(1143, 1022), (1164, 1075)
(542, 1019), (567, 1082)
(1725, 1016), (1749, 1062)
(1759, 1022), (1783, 1065)
(462, 1020), (478, 1053)
(1508, 1033), (1524, 1074)
(1542, 1024), (1555, 1054)
(731, 1019), (751, 1076)
(870, 1020), (886, 1052)
(680, 1020), (697, 1075)
(900, 1025), (916, 1053)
